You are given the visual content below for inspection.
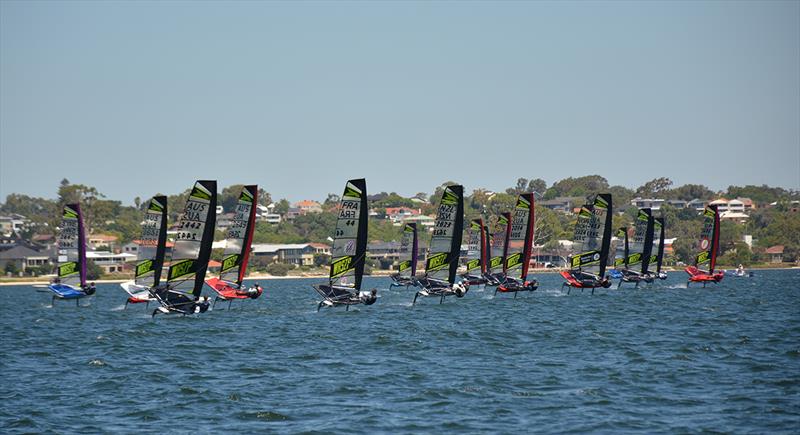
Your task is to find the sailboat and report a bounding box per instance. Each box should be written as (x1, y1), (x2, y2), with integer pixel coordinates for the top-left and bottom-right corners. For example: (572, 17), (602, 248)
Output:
(560, 193), (614, 293)
(390, 223), (419, 288)
(618, 208), (655, 287)
(312, 178), (376, 311)
(461, 218), (489, 286)
(120, 196), (167, 308)
(608, 226), (628, 280)
(205, 185), (263, 308)
(651, 217), (668, 280)
(47, 203), (95, 305)
(496, 193), (539, 295)
(413, 185), (467, 305)
(685, 205), (724, 286)
(484, 212), (511, 286)
(151, 180), (217, 316)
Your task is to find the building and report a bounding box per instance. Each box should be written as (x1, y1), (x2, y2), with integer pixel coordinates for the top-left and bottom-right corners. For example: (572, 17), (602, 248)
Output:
(294, 200), (323, 214)
(401, 214), (436, 228)
(121, 240), (175, 257)
(765, 245), (785, 263)
(0, 245), (53, 274)
(86, 251), (136, 274)
(630, 198), (666, 210)
(686, 199), (707, 211)
(255, 204), (282, 224)
(308, 243), (331, 255)
(384, 207), (421, 223)
(87, 234), (118, 251)
(0, 214), (27, 236)
(251, 243), (318, 266)
(540, 197), (585, 214)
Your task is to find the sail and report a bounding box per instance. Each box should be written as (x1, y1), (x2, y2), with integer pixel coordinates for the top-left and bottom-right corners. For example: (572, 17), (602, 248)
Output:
(464, 219), (485, 274)
(424, 185), (464, 283)
(56, 203), (87, 288)
(639, 210), (656, 274)
(481, 224), (490, 274)
(167, 180), (217, 297)
(568, 194), (612, 277)
(219, 185), (258, 287)
(134, 196), (168, 287)
(694, 205), (720, 272)
(397, 223), (418, 278)
(626, 208), (653, 272)
(329, 178), (368, 289)
(505, 193), (535, 281)
(488, 212), (511, 275)
(612, 227), (629, 269)
(652, 217), (666, 273)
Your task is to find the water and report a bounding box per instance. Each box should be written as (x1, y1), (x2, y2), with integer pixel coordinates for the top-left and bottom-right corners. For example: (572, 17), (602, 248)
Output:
(1, 270), (799, 433)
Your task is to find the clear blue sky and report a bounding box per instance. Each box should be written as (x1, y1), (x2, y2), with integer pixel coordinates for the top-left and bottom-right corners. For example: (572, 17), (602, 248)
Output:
(1, 0), (798, 205)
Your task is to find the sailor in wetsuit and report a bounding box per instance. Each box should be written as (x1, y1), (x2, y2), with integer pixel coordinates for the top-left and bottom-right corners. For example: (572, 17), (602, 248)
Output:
(81, 282), (97, 295)
(453, 282), (469, 297)
(360, 289), (378, 305)
(568, 270), (611, 288)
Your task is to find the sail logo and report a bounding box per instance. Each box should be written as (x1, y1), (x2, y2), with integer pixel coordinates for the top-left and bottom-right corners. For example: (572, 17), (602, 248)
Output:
(466, 258), (480, 271)
(614, 257), (625, 267)
(594, 195), (609, 209)
(331, 256), (353, 278)
(579, 208), (592, 219)
(506, 253), (521, 269)
(704, 207), (716, 219)
(616, 228), (627, 238)
(398, 260), (411, 272)
(136, 260), (153, 277)
(516, 196), (530, 209)
(427, 252), (449, 271)
(404, 224), (415, 233)
(63, 206), (79, 219)
(148, 199), (164, 212)
(59, 261), (78, 277)
(490, 256), (503, 269)
(498, 215), (509, 226)
(649, 254), (657, 264)
(470, 220), (482, 231)
(190, 184), (212, 201)
(343, 183), (362, 199)
(574, 250), (600, 267)
(441, 189), (459, 206)
(696, 251), (710, 264)
(221, 254), (240, 273)
(240, 189), (254, 203)
(627, 253), (642, 265)
(638, 211), (650, 221)
(700, 238), (710, 250)
(169, 259), (196, 280)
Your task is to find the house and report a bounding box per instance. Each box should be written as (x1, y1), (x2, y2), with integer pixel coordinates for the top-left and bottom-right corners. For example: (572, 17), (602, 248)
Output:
(665, 199), (688, 209)
(121, 240), (174, 257)
(0, 214), (27, 236)
(294, 200), (323, 214)
(250, 243), (318, 266)
(285, 207), (303, 220)
(255, 204), (282, 224)
(765, 245), (785, 263)
(401, 214), (436, 228)
(686, 199), (707, 212)
(87, 234), (118, 251)
(630, 198), (665, 210)
(385, 207), (421, 223)
(308, 243), (331, 255)
(0, 245), (53, 274)
(86, 251), (136, 274)
(720, 211), (749, 223)
(540, 197), (585, 214)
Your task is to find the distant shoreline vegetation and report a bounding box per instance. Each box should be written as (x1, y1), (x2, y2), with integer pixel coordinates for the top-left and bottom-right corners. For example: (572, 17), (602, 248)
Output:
(1, 176), (799, 279)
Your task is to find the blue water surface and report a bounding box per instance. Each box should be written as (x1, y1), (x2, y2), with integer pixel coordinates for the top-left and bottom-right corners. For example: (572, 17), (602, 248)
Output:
(1, 270), (799, 433)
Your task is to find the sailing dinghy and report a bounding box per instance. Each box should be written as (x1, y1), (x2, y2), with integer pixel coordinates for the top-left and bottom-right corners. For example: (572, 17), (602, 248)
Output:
(205, 185), (263, 308)
(650, 217), (668, 280)
(484, 212), (511, 286)
(460, 218), (489, 286)
(412, 185), (468, 305)
(312, 178), (377, 311)
(151, 180), (217, 316)
(685, 205), (724, 286)
(120, 196), (167, 308)
(618, 208), (655, 287)
(560, 193), (614, 293)
(48, 203), (95, 305)
(608, 226), (628, 280)
(390, 223), (419, 288)
(496, 193), (539, 295)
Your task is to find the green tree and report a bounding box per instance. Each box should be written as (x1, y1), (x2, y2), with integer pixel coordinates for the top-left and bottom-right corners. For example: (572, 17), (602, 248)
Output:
(266, 262), (293, 276)
(86, 260), (103, 280)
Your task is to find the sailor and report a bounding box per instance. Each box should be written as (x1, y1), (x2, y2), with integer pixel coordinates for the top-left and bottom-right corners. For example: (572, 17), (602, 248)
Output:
(194, 296), (210, 313)
(83, 282), (97, 295)
(246, 283), (262, 299)
(453, 282), (468, 297)
(360, 289), (377, 305)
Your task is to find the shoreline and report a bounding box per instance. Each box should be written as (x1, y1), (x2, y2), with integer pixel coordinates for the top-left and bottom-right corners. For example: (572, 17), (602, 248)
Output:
(1, 265), (797, 287)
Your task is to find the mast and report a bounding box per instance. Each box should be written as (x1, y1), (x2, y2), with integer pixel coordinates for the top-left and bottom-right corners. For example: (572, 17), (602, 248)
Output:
(329, 178), (368, 290)
(77, 203), (87, 287)
(481, 224), (489, 274)
(640, 209), (655, 274)
(424, 185), (464, 284)
(653, 217), (666, 273)
(595, 193), (613, 278)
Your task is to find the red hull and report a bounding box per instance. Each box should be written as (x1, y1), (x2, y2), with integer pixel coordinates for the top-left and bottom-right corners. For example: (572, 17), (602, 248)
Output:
(205, 277), (262, 300)
(685, 266), (724, 283)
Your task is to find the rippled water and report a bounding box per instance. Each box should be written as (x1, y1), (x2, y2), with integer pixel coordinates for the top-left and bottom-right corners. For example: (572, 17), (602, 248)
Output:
(1, 270), (799, 433)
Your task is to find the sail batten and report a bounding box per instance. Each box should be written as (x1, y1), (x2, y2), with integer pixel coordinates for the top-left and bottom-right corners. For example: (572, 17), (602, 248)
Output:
(488, 212), (511, 275)
(505, 193), (535, 281)
(464, 219), (485, 274)
(694, 205), (720, 273)
(397, 223), (418, 279)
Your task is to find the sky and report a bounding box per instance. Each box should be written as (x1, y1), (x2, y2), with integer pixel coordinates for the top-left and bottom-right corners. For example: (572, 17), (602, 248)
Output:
(1, 1), (798, 205)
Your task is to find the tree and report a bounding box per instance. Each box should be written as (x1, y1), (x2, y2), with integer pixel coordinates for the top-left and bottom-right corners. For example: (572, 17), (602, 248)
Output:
(636, 177), (673, 197)
(220, 184), (245, 213)
(527, 178), (547, 195)
(265, 262), (293, 276)
(86, 260), (103, 280)
(274, 199), (290, 215)
(4, 262), (19, 276)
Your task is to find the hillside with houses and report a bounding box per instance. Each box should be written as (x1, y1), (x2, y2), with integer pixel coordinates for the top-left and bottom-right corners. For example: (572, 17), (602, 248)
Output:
(1, 176), (798, 279)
